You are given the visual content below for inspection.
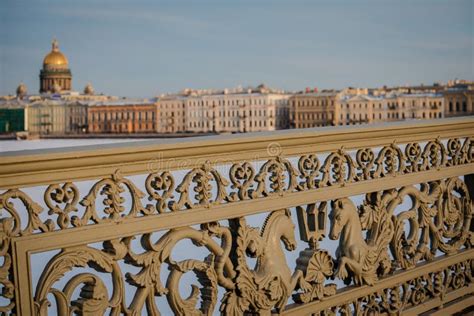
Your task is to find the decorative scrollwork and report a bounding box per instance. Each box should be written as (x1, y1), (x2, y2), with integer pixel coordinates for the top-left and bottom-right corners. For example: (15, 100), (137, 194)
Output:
(421, 138), (446, 170)
(297, 154), (320, 190)
(0, 189), (54, 312)
(124, 222), (235, 314)
(166, 258), (218, 316)
(356, 148), (375, 181)
(45, 182), (79, 229)
(320, 147), (356, 186)
(373, 141), (405, 178)
(145, 171), (175, 213)
(324, 258), (473, 315)
(251, 156), (298, 197)
(460, 137), (473, 163)
(3, 135), (474, 315)
(72, 169), (149, 226)
(405, 142), (422, 173)
(34, 245), (126, 315)
(170, 161), (229, 210)
(228, 162), (255, 201)
(446, 138), (463, 166)
(0, 189), (54, 236)
(391, 178), (472, 269)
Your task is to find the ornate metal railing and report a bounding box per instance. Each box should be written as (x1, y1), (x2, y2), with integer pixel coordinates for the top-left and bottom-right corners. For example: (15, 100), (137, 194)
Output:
(0, 117), (473, 315)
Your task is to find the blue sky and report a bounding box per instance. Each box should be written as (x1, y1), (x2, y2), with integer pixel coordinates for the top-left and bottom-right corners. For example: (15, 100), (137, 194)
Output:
(1, 0), (473, 97)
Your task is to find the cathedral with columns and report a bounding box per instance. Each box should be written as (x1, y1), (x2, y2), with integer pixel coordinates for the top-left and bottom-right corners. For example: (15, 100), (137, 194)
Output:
(39, 39), (72, 93)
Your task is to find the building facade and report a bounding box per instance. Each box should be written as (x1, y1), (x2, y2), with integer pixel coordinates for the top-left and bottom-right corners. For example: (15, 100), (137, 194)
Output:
(442, 89), (474, 117)
(88, 101), (156, 133)
(26, 100), (87, 134)
(0, 105), (26, 133)
(155, 85), (290, 134)
(155, 97), (187, 133)
(289, 91), (338, 129)
(334, 92), (444, 126)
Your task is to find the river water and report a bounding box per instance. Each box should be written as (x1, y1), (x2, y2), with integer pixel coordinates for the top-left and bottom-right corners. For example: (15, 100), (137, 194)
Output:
(0, 138), (150, 152)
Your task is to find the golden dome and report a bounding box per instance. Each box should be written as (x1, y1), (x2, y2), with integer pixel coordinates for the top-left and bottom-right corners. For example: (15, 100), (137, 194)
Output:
(43, 39), (68, 67)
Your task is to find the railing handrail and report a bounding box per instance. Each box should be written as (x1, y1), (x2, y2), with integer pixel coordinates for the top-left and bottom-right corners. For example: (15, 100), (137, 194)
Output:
(1, 117), (473, 315)
(1, 117), (473, 189)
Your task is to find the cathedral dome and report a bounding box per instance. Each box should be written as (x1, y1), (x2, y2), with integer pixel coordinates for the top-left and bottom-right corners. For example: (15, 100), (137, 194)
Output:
(84, 82), (95, 95)
(16, 82), (27, 97)
(43, 39), (68, 68)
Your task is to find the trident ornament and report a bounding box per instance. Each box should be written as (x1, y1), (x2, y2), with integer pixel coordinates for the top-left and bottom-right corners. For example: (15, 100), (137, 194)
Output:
(296, 201), (327, 249)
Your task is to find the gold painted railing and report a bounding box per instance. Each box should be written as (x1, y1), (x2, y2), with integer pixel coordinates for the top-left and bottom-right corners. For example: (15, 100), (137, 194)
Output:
(0, 117), (473, 315)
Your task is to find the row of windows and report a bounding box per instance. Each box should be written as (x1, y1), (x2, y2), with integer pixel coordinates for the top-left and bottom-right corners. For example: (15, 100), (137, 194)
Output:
(92, 123), (154, 131)
(187, 108), (275, 118)
(297, 123), (330, 128)
(160, 103), (185, 110)
(340, 101), (442, 110)
(448, 101), (470, 112)
(295, 113), (332, 120)
(90, 111), (154, 121)
(291, 99), (334, 107)
(341, 111), (442, 121)
(186, 98), (276, 107)
(187, 119), (274, 129)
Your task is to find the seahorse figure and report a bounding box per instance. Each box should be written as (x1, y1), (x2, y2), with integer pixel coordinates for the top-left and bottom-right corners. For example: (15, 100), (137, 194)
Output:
(329, 198), (391, 285)
(221, 209), (308, 315)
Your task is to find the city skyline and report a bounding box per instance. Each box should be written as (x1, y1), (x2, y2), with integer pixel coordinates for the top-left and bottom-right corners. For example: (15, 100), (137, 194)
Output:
(1, 0), (473, 97)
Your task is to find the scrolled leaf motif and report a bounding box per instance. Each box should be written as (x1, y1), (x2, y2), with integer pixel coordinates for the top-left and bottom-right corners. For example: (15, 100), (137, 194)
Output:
(297, 154), (320, 190)
(355, 148), (375, 181)
(460, 137), (474, 163)
(34, 246), (125, 316)
(125, 225), (234, 315)
(145, 171), (175, 213)
(73, 170), (147, 226)
(405, 143), (422, 173)
(421, 138), (446, 170)
(170, 161), (229, 210)
(409, 277), (427, 306)
(446, 138), (462, 166)
(0, 189), (54, 235)
(381, 286), (404, 314)
(45, 182), (79, 229)
(373, 142), (405, 178)
(320, 147), (356, 187)
(251, 156), (297, 198)
(228, 162), (255, 201)
(166, 258), (218, 316)
(390, 182), (442, 269)
(435, 177), (472, 254)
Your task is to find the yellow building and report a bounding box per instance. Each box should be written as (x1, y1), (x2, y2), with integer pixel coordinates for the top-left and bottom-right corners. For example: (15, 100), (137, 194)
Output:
(289, 91), (338, 129)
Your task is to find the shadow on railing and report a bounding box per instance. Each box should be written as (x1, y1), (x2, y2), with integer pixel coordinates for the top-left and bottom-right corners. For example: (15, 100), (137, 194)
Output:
(0, 117), (473, 315)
